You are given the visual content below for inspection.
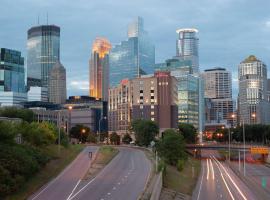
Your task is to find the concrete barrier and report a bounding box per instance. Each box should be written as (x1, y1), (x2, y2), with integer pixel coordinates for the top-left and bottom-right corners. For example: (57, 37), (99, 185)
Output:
(150, 172), (163, 200)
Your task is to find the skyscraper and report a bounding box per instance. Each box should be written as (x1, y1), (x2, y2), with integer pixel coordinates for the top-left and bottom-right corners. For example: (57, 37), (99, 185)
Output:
(0, 48), (27, 106)
(109, 17), (155, 87)
(48, 61), (67, 104)
(202, 68), (234, 126)
(89, 37), (111, 101)
(238, 55), (270, 124)
(176, 28), (199, 74)
(27, 25), (60, 90)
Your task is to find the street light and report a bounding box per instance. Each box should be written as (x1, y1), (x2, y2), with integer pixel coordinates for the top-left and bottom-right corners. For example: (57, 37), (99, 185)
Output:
(58, 110), (62, 156)
(81, 128), (86, 143)
(98, 116), (107, 143)
(68, 106), (73, 136)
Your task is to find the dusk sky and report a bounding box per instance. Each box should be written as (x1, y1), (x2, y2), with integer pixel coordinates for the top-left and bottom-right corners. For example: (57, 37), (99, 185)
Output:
(1, 0), (270, 99)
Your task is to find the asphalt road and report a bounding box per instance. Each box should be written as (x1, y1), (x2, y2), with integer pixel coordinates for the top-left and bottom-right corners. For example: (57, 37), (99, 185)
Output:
(29, 146), (151, 200)
(28, 146), (99, 200)
(68, 147), (151, 200)
(193, 155), (257, 200)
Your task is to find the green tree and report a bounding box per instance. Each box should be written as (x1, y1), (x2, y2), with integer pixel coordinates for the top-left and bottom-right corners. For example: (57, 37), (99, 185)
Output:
(132, 119), (158, 146)
(0, 121), (16, 144)
(87, 133), (97, 143)
(178, 123), (197, 143)
(110, 132), (120, 145)
(0, 107), (34, 122)
(122, 133), (132, 144)
(156, 129), (186, 165)
(70, 124), (90, 143)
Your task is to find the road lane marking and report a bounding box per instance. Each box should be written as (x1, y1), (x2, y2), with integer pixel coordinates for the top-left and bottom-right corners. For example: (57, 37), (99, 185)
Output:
(209, 158), (215, 180)
(212, 157), (235, 200)
(30, 147), (96, 200)
(212, 156), (247, 200)
(66, 179), (81, 200)
(196, 160), (205, 200)
(207, 159), (210, 180)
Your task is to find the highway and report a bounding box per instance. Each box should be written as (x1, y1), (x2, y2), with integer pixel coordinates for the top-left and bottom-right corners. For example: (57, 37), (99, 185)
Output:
(28, 146), (99, 200)
(29, 146), (151, 200)
(193, 155), (257, 200)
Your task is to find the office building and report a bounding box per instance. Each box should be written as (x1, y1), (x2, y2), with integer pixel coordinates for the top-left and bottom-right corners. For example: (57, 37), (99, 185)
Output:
(109, 17), (155, 87)
(176, 28), (199, 74)
(27, 25), (60, 92)
(0, 48), (27, 106)
(155, 58), (204, 133)
(28, 86), (48, 102)
(202, 68), (234, 127)
(108, 79), (132, 135)
(238, 55), (270, 124)
(89, 37), (111, 101)
(48, 61), (66, 104)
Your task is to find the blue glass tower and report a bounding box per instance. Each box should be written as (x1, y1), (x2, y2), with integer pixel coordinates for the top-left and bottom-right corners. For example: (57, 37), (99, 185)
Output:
(109, 17), (155, 87)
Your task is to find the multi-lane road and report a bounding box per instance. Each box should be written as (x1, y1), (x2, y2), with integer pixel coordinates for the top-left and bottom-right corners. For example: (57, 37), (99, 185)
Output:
(193, 155), (257, 200)
(29, 146), (151, 200)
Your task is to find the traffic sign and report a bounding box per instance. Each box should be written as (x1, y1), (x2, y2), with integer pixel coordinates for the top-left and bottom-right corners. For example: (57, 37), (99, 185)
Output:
(250, 147), (269, 154)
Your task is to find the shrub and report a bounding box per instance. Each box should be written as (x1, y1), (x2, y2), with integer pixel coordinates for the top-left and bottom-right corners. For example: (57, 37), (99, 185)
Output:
(176, 159), (185, 172)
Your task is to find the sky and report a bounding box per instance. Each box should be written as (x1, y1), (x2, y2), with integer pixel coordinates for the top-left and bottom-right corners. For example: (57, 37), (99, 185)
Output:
(1, 0), (270, 99)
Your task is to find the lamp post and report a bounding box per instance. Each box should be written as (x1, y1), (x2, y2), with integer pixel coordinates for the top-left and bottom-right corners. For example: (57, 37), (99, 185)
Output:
(81, 128), (86, 143)
(68, 106), (73, 136)
(98, 116), (107, 143)
(58, 110), (62, 156)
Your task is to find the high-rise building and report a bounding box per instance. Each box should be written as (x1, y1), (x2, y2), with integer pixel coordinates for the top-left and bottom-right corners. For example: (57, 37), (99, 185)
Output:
(109, 17), (155, 87)
(28, 86), (48, 102)
(108, 72), (178, 136)
(0, 48), (27, 106)
(176, 28), (199, 74)
(48, 61), (66, 104)
(27, 25), (60, 90)
(202, 68), (234, 127)
(155, 58), (204, 134)
(238, 55), (270, 124)
(89, 37), (111, 101)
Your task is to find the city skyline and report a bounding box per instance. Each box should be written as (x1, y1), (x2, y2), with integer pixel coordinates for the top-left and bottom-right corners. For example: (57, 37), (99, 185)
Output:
(1, 0), (270, 98)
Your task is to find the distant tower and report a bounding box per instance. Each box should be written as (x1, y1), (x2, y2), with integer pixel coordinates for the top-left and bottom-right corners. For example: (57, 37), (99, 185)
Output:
(48, 61), (66, 104)
(89, 37), (111, 101)
(238, 55), (270, 124)
(176, 28), (199, 74)
(27, 25), (60, 90)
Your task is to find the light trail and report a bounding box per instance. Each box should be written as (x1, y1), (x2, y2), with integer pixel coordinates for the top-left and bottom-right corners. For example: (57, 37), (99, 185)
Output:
(206, 159), (210, 180)
(209, 158), (215, 180)
(212, 156), (247, 200)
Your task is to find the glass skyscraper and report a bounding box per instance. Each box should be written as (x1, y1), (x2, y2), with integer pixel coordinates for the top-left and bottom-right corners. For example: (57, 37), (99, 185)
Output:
(89, 38), (111, 101)
(109, 17), (155, 87)
(0, 48), (27, 106)
(176, 28), (199, 74)
(27, 25), (60, 88)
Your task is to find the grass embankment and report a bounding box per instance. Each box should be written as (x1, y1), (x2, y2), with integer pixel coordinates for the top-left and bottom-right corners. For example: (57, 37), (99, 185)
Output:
(163, 157), (201, 195)
(84, 146), (119, 180)
(6, 144), (83, 200)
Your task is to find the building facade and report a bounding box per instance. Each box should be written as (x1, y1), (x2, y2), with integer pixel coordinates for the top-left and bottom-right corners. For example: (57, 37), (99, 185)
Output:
(155, 58), (204, 133)
(176, 28), (199, 74)
(238, 55), (270, 124)
(109, 17), (155, 87)
(28, 86), (48, 102)
(89, 38), (111, 101)
(0, 48), (27, 106)
(202, 68), (234, 127)
(27, 25), (60, 94)
(48, 61), (66, 104)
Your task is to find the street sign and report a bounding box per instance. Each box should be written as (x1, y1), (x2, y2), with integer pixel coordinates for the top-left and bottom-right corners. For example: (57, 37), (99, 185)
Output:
(250, 147), (269, 154)
(262, 177), (267, 188)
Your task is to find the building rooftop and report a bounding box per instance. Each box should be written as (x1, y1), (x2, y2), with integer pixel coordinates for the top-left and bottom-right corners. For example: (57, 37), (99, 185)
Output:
(204, 67), (226, 72)
(241, 55), (261, 63)
(176, 28), (198, 34)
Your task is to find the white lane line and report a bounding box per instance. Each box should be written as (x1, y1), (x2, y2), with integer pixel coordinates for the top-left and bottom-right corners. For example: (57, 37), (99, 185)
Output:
(212, 156), (235, 200)
(66, 179), (81, 200)
(206, 159), (210, 180)
(209, 158), (215, 180)
(212, 156), (247, 200)
(68, 150), (121, 200)
(30, 147), (92, 200)
(196, 160), (205, 200)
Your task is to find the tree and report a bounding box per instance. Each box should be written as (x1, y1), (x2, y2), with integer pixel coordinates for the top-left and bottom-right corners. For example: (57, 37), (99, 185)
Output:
(122, 133), (132, 144)
(0, 107), (34, 122)
(110, 132), (120, 145)
(70, 124), (90, 143)
(156, 129), (186, 165)
(0, 121), (16, 144)
(132, 119), (158, 146)
(87, 134), (97, 143)
(178, 123), (197, 143)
